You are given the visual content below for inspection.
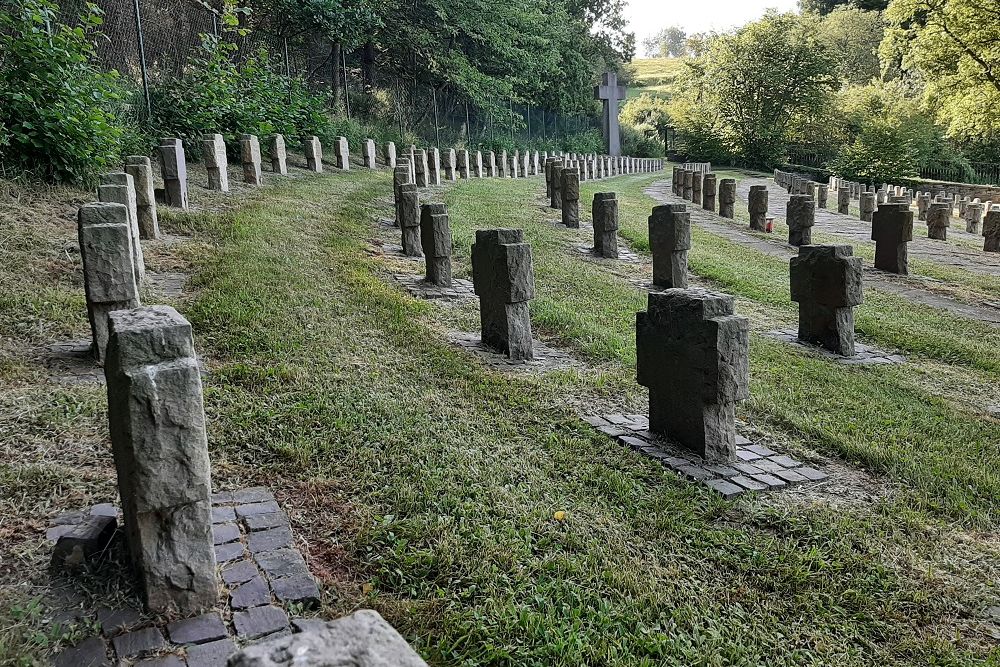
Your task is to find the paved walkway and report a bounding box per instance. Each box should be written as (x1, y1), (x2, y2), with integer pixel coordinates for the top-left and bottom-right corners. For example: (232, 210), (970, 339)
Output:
(736, 178), (1000, 277)
(647, 181), (1000, 328)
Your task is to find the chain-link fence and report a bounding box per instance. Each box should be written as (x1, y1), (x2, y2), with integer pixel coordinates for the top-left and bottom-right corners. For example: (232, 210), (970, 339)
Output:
(55, 0), (599, 148)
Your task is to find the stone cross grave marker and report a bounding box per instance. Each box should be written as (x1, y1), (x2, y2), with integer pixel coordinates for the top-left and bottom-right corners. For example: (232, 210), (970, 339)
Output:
(748, 185), (768, 231)
(718, 179), (736, 219)
(420, 203), (452, 285)
(158, 138), (188, 209)
(649, 204), (690, 289)
(97, 172), (145, 287)
(125, 156), (159, 239)
(561, 168), (580, 228)
(104, 306), (217, 615)
(335, 136), (350, 170)
(871, 203), (913, 274)
(702, 173), (717, 212)
(787, 194), (815, 246)
(398, 183), (421, 256)
(594, 72), (626, 156)
(471, 229), (535, 360)
(636, 289), (750, 461)
(984, 209), (1000, 252)
(270, 134), (288, 175)
(241, 134), (262, 186)
(202, 134), (229, 191)
(790, 244), (863, 356)
(926, 202), (950, 240)
(364, 139), (377, 168)
(592, 193), (619, 259)
(305, 136), (323, 173)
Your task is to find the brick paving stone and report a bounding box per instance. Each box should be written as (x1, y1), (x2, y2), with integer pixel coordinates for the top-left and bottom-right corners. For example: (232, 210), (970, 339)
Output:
(97, 606), (141, 637)
(235, 501), (281, 518)
(271, 573), (321, 607)
(215, 541), (245, 563)
(211, 506), (236, 524)
(604, 414), (629, 425)
(230, 575), (272, 609)
(706, 478), (745, 499)
(112, 627), (166, 659)
(745, 444), (777, 457)
(185, 637), (237, 667)
(735, 435), (752, 446)
(597, 424), (626, 437)
(619, 436), (649, 451)
(733, 463), (763, 475)
(137, 655), (185, 667)
(769, 455), (801, 468)
(233, 487), (275, 504)
(735, 450), (763, 462)
(211, 522), (241, 545)
(167, 612), (228, 645)
(632, 429), (655, 440)
(731, 476), (768, 491)
(54, 636), (110, 667)
(90, 503), (118, 518)
(662, 457), (691, 468)
(677, 465), (713, 481)
(233, 605), (288, 640)
(706, 465), (740, 477)
(248, 525), (293, 553)
(772, 468), (809, 484)
(255, 548), (309, 579)
(754, 459), (786, 474)
(243, 512), (289, 532)
(221, 559), (259, 586)
(211, 491), (233, 505)
(581, 415), (609, 427)
(750, 473), (787, 489)
(796, 466), (829, 481)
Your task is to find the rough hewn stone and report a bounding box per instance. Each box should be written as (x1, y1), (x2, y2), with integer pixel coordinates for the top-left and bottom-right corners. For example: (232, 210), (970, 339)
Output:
(702, 174), (717, 212)
(748, 185), (768, 232)
(78, 203), (141, 362)
(790, 245), (863, 356)
(398, 183), (421, 257)
(304, 136), (323, 173)
(429, 148), (442, 185)
(97, 172), (145, 287)
(965, 202), (985, 234)
(335, 136), (350, 170)
(550, 162), (564, 210)
(445, 149), (457, 181)
(104, 306), (216, 615)
(985, 210), (1000, 252)
(241, 134), (262, 186)
(471, 229), (535, 361)
(649, 204), (690, 289)
(786, 194), (815, 246)
(125, 156), (159, 240)
(269, 135), (287, 175)
(456, 149), (469, 179)
(202, 134), (229, 191)
(420, 203), (452, 286)
(226, 610), (427, 667)
(683, 170), (694, 201)
(817, 184), (828, 209)
(636, 289), (749, 461)
(926, 202), (950, 240)
(718, 179), (736, 219)
(871, 203), (913, 274)
(691, 171), (703, 207)
(414, 149), (429, 187)
(363, 139), (376, 169)
(385, 142), (397, 168)
(158, 138), (188, 209)
(592, 193), (619, 259)
(561, 168), (580, 228)
(859, 191), (876, 222)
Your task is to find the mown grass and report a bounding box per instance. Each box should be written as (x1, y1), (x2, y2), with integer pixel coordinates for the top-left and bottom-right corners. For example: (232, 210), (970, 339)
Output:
(1, 169), (998, 665)
(626, 58), (687, 99)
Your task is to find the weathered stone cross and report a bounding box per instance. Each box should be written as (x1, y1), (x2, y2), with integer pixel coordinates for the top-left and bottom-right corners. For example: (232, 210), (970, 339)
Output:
(594, 72), (626, 156)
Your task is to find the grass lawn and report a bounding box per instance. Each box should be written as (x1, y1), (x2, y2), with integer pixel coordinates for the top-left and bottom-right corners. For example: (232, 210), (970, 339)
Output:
(1, 167), (998, 665)
(626, 58), (687, 100)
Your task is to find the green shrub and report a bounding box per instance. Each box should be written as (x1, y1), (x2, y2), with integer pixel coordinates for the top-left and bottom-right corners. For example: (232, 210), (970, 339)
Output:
(0, 0), (127, 183)
(148, 33), (333, 153)
(827, 117), (918, 184)
(622, 124), (664, 157)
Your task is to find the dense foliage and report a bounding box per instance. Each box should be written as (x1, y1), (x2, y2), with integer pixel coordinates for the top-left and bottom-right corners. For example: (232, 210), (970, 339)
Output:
(0, 0), (126, 183)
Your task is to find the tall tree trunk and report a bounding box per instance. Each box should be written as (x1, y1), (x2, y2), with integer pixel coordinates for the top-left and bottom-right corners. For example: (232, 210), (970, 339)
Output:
(361, 41), (376, 92)
(330, 41), (343, 111)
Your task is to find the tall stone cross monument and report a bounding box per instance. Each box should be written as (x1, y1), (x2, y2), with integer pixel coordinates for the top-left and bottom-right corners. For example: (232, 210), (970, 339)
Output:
(594, 72), (626, 157)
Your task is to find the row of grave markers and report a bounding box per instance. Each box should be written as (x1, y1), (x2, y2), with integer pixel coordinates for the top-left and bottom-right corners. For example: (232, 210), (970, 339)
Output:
(776, 169), (1000, 251)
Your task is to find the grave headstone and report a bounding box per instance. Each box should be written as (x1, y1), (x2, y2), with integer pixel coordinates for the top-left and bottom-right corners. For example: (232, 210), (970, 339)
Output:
(926, 202), (950, 240)
(965, 202), (985, 234)
(748, 185), (768, 231)
(124, 156), (159, 239)
(458, 149), (470, 179)
(104, 306), (216, 615)
(398, 183), (421, 257)
(636, 289), (749, 460)
(429, 148), (442, 185)
(790, 244), (863, 356)
(304, 136), (323, 173)
(817, 184), (828, 209)
(682, 170), (694, 201)
(363, 139), (377, 168)
(916, 192), (931, 221)
(475, 151), (485, 178)
(335, 136), (350, 170)
(202, 134), (229, 191)
(240, 134), (262, 186)
(550, 162), (564, 210)
(837, 186), (850, 215)
(718, 179), (736, 219)
(414, 149), (429, 187)
(785, 194), (815, 246)
(488, 151), (497, 178)
(691, 171), (703, 207)
(702, 173), (717, 212)
(78, 202), (140, 362)
(561, 168), (580, 228)
(859, 191), (876, 222)
(393, 165), (411, 229)
(471, 229), (535, 361)
(420, 203), (452, 286)
(445, 149), (457, 181)
(592, 193), (619, 259)
(984, 209), (1000, 252)
(649, 204), (690, 289)
(270, 135), (288, 175)
(97, 172), (145, 287)
(386, 141), (397, 168)
(158, 138), (188, 209)
(871, 203), (913, 274)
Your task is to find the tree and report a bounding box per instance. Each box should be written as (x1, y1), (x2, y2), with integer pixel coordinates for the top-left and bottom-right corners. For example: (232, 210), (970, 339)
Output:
(799, 0), (889, 14)
(827, 117), (918, 182)
(706, 12), (837, 165)
(642, 26), (687, 58)
(882, 0), (1000, 143)
(817, 7), (884, 84)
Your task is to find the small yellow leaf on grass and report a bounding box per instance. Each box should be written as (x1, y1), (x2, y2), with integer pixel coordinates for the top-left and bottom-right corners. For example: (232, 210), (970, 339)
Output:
(553, 510), (566, 522)
(361, 583), (374, 595)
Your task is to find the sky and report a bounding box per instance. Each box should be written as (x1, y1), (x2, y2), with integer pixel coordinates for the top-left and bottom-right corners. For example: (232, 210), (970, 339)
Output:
(625, 0), (801, 53)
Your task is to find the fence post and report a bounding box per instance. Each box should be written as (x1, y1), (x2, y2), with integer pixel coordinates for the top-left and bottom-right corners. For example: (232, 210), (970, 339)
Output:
(132, 0), (151, 119)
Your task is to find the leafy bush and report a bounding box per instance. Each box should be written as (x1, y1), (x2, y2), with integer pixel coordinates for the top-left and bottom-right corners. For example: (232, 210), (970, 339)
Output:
(827, 118), (918, 183)
(621, 124), (664, 157)
(148, 30), (333, 154)
(0, 0), (127, 183)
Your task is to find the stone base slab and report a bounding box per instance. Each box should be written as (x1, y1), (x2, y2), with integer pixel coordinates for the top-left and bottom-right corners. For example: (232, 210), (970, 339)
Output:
(767, 329), (905, 365)
(393, 274), (476, 301)
(50, 487), (320, 667)
(448, 332), (579, 371)
(585, 414), (829, 497)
